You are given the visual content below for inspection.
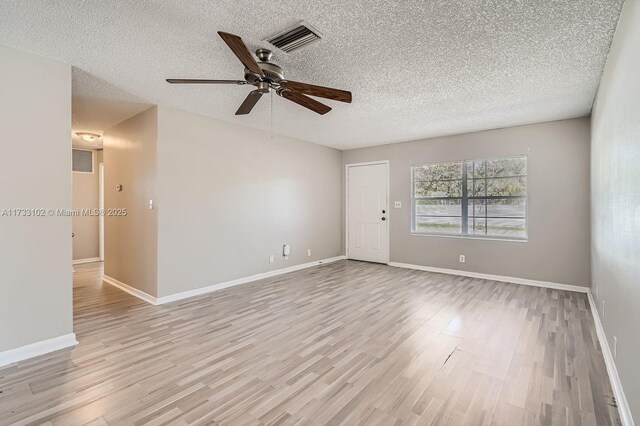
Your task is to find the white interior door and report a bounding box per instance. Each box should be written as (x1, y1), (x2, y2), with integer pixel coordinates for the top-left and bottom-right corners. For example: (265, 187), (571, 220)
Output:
(347, 162), (389, 263)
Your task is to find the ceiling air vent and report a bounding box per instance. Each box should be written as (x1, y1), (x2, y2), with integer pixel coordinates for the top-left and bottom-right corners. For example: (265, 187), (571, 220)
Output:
(265, 22), (322, 53)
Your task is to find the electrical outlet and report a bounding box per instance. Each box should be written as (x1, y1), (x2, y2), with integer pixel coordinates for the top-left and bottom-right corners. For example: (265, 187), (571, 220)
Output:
(269, 254), (274, 264)
(459, 255), (465, 263)
(394, 201), (402, 208)
(614, 336), (617, 358)
(307, 249), (312, 256)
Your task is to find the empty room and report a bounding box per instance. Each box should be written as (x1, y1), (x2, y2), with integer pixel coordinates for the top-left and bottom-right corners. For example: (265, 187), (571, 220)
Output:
(0, 0), (638, 425)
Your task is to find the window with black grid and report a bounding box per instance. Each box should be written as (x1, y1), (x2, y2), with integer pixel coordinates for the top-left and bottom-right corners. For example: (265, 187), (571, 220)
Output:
(412, 156), (527, 240)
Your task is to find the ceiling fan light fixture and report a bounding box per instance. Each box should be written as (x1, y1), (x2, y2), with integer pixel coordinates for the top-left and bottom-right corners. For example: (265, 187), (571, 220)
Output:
(76, 132), (101, 142)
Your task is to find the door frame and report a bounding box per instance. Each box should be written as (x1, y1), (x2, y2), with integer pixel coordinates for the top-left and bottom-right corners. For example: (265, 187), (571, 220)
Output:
(99, 161), (104, 262)
(345, 160), (390, 264)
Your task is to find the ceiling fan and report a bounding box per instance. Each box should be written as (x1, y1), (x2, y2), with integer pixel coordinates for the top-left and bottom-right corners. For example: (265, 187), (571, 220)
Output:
(166, 32), (352, 115)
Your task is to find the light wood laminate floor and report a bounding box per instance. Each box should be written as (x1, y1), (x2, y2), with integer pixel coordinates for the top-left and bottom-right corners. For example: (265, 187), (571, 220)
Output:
(0, 261), (619, 425)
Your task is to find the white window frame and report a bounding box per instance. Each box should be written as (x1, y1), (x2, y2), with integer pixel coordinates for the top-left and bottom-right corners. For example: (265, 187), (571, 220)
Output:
(411, 155), (528, 241)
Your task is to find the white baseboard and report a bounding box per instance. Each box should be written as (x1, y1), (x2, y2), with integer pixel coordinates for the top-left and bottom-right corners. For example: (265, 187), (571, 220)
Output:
(103, 256), (347, 306)
(388, 262), (589, 293)
(587, 292), (634, 426)
(0, 333), (78, 368)
(102, 275), (158, 305)
(73, 257), (101, 265)
(156, 256), (347, 305)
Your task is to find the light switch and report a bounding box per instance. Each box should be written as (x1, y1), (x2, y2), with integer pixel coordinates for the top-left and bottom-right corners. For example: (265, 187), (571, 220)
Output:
(394, 201), (402, 208)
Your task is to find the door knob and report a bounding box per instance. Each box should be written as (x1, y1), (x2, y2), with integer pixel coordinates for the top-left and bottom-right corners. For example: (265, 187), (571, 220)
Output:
(381, 217), (386, 221)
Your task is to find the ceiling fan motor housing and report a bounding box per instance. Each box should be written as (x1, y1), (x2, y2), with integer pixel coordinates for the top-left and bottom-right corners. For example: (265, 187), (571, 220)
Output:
(245, 49), (284, 85)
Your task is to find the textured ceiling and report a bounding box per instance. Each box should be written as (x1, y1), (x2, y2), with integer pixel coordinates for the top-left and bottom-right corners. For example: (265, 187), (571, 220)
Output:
(0, 0), (623, 149)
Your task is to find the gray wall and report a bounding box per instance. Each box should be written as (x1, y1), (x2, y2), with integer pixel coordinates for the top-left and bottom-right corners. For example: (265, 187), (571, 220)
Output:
(156, 106), (342, 298)
(103, 107), (158, 297)
(72, 149), (99, 260)
(343, 118), (591, 287)
(0, 46), (73, 351)
(591, 0), (640, 421)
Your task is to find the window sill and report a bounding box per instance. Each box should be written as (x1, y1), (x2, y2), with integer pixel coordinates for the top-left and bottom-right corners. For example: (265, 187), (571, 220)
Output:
(410, 233), (528, 243)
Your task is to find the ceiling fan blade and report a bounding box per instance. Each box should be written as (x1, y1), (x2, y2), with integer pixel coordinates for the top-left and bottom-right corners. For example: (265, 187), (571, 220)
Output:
(166, 79), (246, 84)
(279, 90), (331, 115)
(218, 31), (264, 77)
(280, 80), (352, 103)
(236, 90), (263, 115)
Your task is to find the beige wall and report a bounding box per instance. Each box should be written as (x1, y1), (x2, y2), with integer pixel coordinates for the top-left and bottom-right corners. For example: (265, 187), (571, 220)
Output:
(103, 107), (158, 296)
(156, 106), (342, 298)
(343, 118), (591, 287)
(72, 149), (99, 260)
(591, 0), (640, 421)
(0, 46), (73, 351)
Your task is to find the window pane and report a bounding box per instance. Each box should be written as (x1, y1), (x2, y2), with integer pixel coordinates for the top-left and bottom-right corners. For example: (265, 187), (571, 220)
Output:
(415, 216), (461, 235)
(486, 218), (526, 238)
(413, 162), (462, 181)
(416, 199), (461, 216)
(415, 180), (462, 198)
(485, 157), (527, 177)
(468, 160), (486, 179)
(471, 198), (526, 218)
(468, 179), (486, 197)
(468, 157), (527, 179)
(486, 177), (526, 197)
(468, 218), (487, 235)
